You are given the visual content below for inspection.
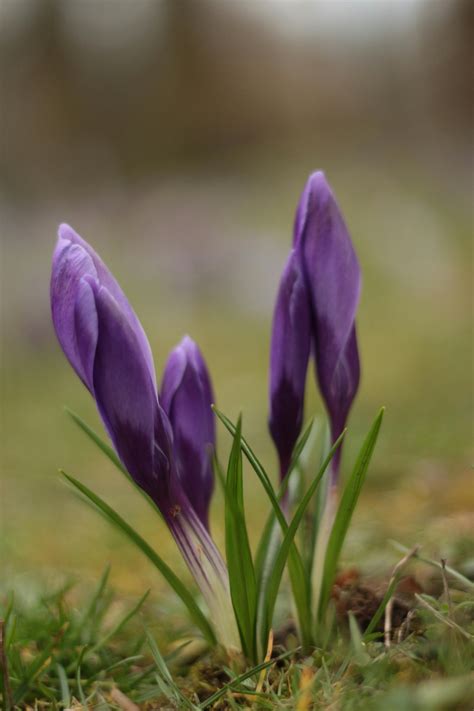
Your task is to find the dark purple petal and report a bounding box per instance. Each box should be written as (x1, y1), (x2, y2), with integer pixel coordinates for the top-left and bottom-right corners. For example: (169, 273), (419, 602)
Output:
(269, 249), (311, 479)
(160, 336), (215, 529)
(57, 224), (156, 389)
(91, 283), (173, 501)
(296, 172), (361, 448)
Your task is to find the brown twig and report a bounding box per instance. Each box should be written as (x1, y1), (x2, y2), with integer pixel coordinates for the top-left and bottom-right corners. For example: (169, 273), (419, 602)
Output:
(396, 609), (416, 643)
(384, 545), (420, 648)
(110, 687), (140, 711)
(255, 629), (274, 695)
(0, 619), (13, 711)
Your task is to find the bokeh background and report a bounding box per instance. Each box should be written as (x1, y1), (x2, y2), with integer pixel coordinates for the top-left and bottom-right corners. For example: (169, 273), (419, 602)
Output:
(2, 0), (473, 596)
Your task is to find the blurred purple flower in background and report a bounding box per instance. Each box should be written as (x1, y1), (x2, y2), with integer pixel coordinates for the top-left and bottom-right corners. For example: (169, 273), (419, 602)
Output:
(269, 172), (361, 482)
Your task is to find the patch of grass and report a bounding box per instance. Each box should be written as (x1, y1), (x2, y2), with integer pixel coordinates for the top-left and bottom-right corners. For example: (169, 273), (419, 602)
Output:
(1, 558), (472, 710)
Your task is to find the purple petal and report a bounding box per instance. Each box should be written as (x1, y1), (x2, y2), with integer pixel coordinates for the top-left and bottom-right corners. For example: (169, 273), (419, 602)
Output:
(296, 172), (361, 446)
(51, 237), (99, 390)
(91, 283), (172, 502)
(160, 336), (215, 529)
(74, 277), (99, 390)
(269, 249), (311, 479)
(57, 224), (156, 389)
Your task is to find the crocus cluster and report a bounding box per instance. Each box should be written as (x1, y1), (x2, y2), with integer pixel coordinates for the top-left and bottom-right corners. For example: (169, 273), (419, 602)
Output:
(51, 224), (239, 650)
(51, 171), (362, 655)
(269, 172), (361, 485)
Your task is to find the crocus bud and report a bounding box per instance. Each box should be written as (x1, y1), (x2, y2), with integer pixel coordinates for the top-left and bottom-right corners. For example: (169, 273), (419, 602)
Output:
(51, 224), (156, 390)
(160, 336), (216, 530)
(269, 249), (311, 480)
(296, 172), (361, 474)
(50, 224), (172, 501)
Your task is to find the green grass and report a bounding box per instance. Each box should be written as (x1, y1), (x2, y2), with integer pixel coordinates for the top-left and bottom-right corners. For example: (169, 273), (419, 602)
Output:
(1, 551), (473, 710)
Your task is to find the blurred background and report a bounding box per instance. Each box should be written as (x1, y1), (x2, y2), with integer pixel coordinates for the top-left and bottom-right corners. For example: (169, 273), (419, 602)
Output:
(2, 0), (473, 595)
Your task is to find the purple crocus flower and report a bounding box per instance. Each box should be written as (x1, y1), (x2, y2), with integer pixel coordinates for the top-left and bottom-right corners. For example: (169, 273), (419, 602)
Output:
(268, 250), (311, 480)
(269, 172), (361, 482)
(51, 224), (239, 649)
(160, 336), (216, 531)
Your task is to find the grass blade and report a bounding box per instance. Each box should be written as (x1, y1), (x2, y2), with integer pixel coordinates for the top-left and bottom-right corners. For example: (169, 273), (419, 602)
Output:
(66, 408), (159, 512)
(60, 470), (216, 645)
(147, 632), (199, 710)
(90, 589), (150, 655)
(56, 663), (71, 708)
(79, 564), (111, 631)
(225, 417), (257, 662)
(318, 408), (385, 621)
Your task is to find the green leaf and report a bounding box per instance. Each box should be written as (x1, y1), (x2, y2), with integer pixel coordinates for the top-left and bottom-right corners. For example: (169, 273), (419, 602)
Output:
(66, 408), (126, 474)
(213, 407), (312, 649)
(90, 589), (150, 655)
(75, 646), (88, 706)
(254, 418), (315, 583)
(363, 575), (399, 638)
(317, 408), (385, 621)
(79, 563), (111, 630)
(60, 470), (216, 645)
(65, 408), (159, 512)
(56, 663), (71, 708)
(147, 632), (199, 710)
(260, 430), (346, 650)
(224, 417), (258, 662)
(348, 613), (371, 666)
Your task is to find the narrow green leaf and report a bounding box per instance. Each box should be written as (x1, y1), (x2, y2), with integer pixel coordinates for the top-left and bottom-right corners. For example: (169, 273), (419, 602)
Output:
(363, 576), (399, 638)
(79, 563), (111, 629)
(66, 408), (160, 513)
(146, 632), (173, 682)
(348, 613), (371, 665)
(279, 417), (315, 499)
(254, 511), (278, 588)
(213, 407), (312, 649)
(90, 589), (150, 654)
(13, 638), (56, 704)
(212, 451), (227, 493)
(254, 417), (315, 583)
(60, 470), (216, 645)
(260, 430), (346, 649)
(56, 663), (71, 708)
(66, 408), (126, 473)
(75, 646), (87, 706)
(318, 408), (385, 620)
(147, 632), (199, 710)
(225, 417), (257, 662)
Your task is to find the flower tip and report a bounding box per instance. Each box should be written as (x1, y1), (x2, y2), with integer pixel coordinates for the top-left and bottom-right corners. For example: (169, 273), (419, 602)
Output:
(309, 169), (326, 182)
(179, 334), (197, 351)
(57, 222), (76, 242)
(307, 170), (333, 198)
